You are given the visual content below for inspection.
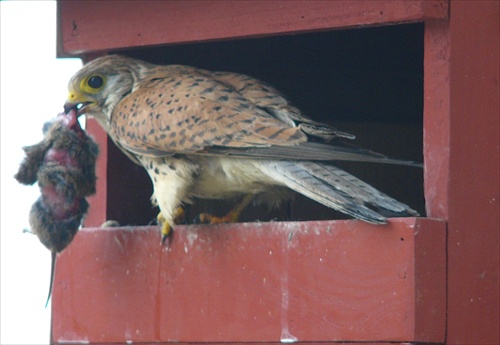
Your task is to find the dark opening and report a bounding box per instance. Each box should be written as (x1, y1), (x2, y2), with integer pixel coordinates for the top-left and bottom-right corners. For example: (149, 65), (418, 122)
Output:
(107, 23), (425, 225)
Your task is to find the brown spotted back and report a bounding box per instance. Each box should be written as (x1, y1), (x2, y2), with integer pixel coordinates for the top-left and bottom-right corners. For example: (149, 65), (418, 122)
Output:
(111, 66), (307, 156)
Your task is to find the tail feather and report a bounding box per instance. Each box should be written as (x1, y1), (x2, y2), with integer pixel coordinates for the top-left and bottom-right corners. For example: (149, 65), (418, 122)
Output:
(261, 161), (418, 224)
(295, 162), (418, 215)
(261, 161), (388, 224)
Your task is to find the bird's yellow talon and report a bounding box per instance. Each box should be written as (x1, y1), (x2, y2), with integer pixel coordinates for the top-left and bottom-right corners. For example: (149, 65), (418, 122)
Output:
(173, 206), (185, 224)
(157, 213), (172, 244)
(197, 194), (254, 224)
(157, 207), (185, 244)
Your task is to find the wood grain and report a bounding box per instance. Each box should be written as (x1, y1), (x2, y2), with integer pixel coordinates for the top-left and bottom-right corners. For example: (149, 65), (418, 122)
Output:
(57, 1), (447, 56)
(51, 218), (445, 343)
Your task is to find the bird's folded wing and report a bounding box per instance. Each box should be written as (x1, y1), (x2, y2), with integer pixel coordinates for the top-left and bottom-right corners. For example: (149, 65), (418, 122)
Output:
(110, 71), (308, 155)
(110, 68), (421, 168)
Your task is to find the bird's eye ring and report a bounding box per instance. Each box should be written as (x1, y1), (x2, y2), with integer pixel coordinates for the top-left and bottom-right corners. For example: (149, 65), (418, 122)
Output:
(87, 75), (104, 89)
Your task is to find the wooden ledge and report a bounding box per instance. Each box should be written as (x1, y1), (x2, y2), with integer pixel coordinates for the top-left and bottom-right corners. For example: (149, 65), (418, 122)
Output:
(58, 1), (448, 56)
(51, 218), (445, 344)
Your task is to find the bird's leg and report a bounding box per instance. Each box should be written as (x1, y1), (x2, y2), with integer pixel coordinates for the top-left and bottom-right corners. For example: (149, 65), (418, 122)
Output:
(197, 194), (254, 224)
(158, 207), (185, 244)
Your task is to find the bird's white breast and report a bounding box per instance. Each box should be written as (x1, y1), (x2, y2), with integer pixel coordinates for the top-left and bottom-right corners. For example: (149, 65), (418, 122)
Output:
(190, 156), (279, 199)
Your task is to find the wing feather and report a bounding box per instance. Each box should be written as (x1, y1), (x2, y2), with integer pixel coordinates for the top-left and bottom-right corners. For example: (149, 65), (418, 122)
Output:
(110, 68), (307, 156)
(260, 161), (389, 223)
(110, 64), (421, 168)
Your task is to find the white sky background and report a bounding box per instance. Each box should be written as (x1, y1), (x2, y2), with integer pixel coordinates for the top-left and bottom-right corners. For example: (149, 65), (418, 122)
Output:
(1, 2), (82, 343)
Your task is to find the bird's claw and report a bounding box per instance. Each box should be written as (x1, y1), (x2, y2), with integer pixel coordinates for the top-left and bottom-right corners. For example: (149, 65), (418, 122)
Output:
(157, 207), (185, 245)
(194, 212), (238, 224)
(194, 194), (254, 224)
(157, 213), (172, 245)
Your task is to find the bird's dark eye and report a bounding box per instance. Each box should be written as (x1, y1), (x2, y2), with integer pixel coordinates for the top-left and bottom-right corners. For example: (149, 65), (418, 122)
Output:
(87, 75), (104, 89)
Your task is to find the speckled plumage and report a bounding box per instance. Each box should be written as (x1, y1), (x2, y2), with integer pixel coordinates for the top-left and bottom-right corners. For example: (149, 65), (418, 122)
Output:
(65, 55), (419, 235)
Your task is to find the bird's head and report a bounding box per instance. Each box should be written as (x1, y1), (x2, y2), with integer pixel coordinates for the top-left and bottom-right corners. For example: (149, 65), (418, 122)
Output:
(64, 55), (154, 131)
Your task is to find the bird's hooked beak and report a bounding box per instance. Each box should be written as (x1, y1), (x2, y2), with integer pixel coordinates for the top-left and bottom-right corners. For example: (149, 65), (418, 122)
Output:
(64, 89), (95, 116)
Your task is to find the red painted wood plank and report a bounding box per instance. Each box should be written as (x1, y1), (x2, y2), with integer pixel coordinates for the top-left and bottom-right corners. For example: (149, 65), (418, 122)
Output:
(57, 0), (447, 56)
(51, 218), (445, 343)
(82, 118), (107, 227)
(446, 2), (500, 344)
(110, 343), (404, 345)
(423, 19), (450, 220)
(82, 343), (401, 345)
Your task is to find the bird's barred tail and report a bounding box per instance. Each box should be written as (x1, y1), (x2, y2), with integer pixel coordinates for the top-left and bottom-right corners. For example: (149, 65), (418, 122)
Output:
(260, 161), (418, 224)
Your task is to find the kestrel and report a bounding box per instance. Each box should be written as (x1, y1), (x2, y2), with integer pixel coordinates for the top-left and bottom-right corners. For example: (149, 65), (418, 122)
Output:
(64, 55), (419, 241)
